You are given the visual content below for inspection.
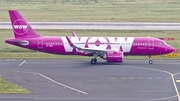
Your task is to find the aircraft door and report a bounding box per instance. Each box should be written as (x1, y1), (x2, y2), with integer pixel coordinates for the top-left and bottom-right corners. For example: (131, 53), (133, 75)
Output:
(38, 38), (43, 49)
(148, 39), (154, 50)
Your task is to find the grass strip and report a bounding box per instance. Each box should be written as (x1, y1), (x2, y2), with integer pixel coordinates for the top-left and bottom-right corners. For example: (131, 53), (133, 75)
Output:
(0, 77), (31, 94)
(0, 0), (180, 22)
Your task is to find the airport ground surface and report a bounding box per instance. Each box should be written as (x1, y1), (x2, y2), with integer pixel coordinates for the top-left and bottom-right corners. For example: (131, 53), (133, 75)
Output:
(1, 22), (180, 30)
(0, 59), (180, 101)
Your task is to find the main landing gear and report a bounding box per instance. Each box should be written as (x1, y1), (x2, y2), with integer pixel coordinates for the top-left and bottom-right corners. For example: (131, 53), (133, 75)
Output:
(148, 56), (153, 64)
(90, 53), (98, 64)
(91, 58), (97, 64)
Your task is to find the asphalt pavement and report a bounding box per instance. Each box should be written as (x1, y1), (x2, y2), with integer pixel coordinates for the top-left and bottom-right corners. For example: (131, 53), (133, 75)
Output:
(1, 22), (180, 30)
(0, 59), (179, 101)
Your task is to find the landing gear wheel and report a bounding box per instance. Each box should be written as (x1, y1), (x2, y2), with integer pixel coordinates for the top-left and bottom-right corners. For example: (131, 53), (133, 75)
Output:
(148, 55), (153, 64)
(91, 58), (97, 64)
(94, 58), (97, 63)
(149, 60), (153, 64)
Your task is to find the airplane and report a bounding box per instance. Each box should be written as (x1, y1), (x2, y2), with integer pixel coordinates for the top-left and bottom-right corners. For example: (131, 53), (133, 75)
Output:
(5, 10), (174, 64)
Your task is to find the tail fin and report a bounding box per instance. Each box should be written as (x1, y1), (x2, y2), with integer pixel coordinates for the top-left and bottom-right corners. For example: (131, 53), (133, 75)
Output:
(8, 10), (40, 38)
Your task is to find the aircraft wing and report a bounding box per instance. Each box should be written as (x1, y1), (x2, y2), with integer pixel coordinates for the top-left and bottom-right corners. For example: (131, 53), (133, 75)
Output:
(65, 36), (117, 54)
(76, 46), (115, 53)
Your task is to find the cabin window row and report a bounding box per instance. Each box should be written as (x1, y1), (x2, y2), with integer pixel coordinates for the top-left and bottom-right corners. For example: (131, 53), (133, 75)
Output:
(45, 42), (149, 46)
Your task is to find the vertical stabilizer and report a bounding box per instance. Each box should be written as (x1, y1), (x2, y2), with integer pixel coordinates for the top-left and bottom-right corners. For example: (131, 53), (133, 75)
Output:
(8, 10), (40, 38)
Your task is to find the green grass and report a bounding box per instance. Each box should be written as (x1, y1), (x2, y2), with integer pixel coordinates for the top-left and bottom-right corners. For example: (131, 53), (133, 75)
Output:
(0, 29), (179, 59)
(0, 77), (31, 93)
(0, 0), (180, 22)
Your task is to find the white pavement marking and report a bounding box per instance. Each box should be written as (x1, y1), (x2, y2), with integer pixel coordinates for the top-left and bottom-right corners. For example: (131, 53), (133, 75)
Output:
(110, 77), (116, 80)
(138, 77), (143, 79)
(19, 60), (26, 66)
(37, 73), (88, 94)
(6, 59), (16, 61)
(142, 95), (177, 101)
(129, 77), (134, 79)
(0, 97), (38, 99)
(176, 80), (180, 82)
(120, 78), (125, 79)
(156, 77), (162, 79)
(124, 66), (180, 101)
(15, 71), (88, 95)
(36, 98), (144, 100)
(173, 72), (180, 76)
(162, 63), (180, 65)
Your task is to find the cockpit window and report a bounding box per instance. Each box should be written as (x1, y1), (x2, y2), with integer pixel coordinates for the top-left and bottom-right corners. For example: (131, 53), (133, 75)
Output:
(160, 41), (166, 45)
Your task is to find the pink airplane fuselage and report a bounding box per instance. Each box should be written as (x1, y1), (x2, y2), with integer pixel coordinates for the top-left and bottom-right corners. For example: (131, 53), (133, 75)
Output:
(5, 36), (173, 56)
(6, 10), (174, 64)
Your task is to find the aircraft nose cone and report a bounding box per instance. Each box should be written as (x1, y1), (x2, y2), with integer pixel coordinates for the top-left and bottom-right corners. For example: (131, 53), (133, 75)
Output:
(166, 45), (174, 53)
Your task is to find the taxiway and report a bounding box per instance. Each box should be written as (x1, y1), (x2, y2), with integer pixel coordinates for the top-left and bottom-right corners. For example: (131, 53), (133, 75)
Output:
(0, 59), (180, 101)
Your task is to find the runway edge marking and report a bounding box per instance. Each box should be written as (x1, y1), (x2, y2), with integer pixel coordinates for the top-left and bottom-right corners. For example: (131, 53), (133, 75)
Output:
(15, 71), (88, 95)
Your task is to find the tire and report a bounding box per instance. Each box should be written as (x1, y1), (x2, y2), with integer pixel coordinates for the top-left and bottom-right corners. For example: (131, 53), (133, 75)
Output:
(91, 59), (97, 64)
(149, 60), (153, 64)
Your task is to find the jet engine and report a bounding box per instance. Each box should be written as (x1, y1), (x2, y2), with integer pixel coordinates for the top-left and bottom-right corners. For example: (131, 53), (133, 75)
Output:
(101, 51), (123, 62)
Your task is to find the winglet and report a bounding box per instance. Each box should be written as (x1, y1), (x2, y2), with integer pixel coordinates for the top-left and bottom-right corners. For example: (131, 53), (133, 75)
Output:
(72, 32), (77, 37)
(65, 36), (77, 48)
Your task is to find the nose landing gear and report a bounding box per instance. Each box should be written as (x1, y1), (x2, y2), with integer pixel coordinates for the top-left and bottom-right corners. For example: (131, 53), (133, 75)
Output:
(148, 56), (153, 64)
(149, 60), (153, 64)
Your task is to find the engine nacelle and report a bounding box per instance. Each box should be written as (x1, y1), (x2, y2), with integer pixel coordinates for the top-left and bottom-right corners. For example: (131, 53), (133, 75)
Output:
(101, 51), (123, 62)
